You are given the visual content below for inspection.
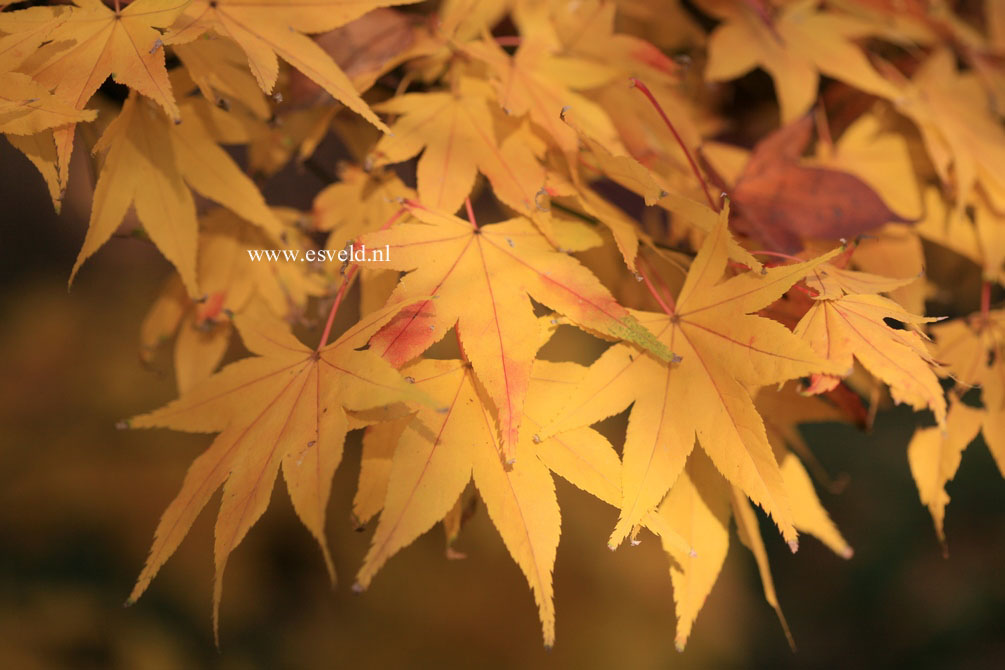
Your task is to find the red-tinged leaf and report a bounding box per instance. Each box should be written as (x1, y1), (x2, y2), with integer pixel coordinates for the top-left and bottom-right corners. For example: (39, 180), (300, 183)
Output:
(731, 117), (914, 252)
(357, 201), (675, 462)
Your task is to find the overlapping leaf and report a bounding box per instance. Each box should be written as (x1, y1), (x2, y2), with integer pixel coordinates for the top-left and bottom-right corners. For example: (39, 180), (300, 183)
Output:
(165, 0), (418, 133)
(140, 208), (324, 392)
(358, 200), (675, 462)
(698, 0), (900, 122)
(72, 93), (281, 294)
(353, 357), (561, 647)
(794, 292), (946, 425)
(20, 0), (187, 191)
(370, 77), (546, 216)
(0, 72), (95, 136)
(461, 35), (619, 153)
(127, 298), (426, 641)
(539, 205), (842, 548)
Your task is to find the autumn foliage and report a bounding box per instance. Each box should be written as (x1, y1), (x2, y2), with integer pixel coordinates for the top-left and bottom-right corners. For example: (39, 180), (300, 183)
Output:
(4, 0), (1005, 652)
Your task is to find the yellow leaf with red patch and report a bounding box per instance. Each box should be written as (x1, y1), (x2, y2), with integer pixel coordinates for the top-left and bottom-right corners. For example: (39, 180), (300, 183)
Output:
(358, 200), (675, 463)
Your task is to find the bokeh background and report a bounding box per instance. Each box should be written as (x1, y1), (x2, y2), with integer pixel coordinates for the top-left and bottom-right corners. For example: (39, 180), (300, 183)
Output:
(2, 108), (1005, 669)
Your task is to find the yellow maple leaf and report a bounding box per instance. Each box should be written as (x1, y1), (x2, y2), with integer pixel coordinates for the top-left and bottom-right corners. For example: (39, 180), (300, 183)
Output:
(353, 358), (560, 647)
(758, 384), (853, 558)
(698, 0), (900, 123)
(0, 71), (96, 136)
(895, 49), (1005, 215)
(165, 0), (418, 133)
(794, 292), (946, 425)
(174, 35), (271, 119)
(72, 93), (281, 294)
(731, 485), (794, 650)
(657, 450), (731, 650)
(462, 35), (619, 153)
(140, 208), (324, 392)
(21, 0), (188, 191)
(930, 311), (1005, 481)
(371, 76), (546, 216)
(127, 298), (428, 642)
(907, 397), (984, 550)
(539, 205), (841, 549)
(0, 5), (70, 72)
(358, 200), (675, 462)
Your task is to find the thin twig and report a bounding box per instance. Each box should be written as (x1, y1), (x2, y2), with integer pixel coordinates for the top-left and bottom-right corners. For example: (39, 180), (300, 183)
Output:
(629, 77), (716, 211)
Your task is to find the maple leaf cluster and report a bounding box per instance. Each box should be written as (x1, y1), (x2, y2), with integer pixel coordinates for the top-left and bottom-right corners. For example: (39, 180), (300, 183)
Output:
(4, 0), (1005, 651)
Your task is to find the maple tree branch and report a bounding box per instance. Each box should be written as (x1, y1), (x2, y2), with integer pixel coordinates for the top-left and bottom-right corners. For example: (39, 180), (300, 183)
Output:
(629, 77), (717, 211)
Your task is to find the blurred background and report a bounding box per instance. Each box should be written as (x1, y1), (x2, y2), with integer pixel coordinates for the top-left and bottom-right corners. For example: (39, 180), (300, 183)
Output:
(2, 117), (1005, 669)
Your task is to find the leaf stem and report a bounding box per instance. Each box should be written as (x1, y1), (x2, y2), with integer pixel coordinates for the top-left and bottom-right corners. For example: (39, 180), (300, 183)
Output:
(316, 207), (406, 351)
(494, 35), (522, 47)
(639, 252), (677, 310)
(318, 266), (359, 352)
(833, 239), (859, 269)
(749, 249), (804, 263)
(629, 77), (716, 211)
(464, 197), (478, 228)
(637, 259), (676, 315)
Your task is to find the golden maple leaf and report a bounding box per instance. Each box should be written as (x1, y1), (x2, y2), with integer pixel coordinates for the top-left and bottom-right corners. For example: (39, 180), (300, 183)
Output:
(127, 298), (430, 642)
(539, 205), (842, 549)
